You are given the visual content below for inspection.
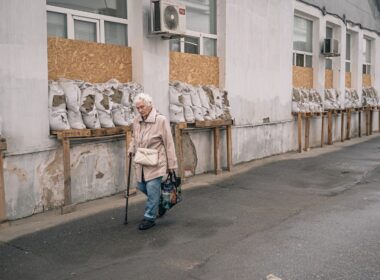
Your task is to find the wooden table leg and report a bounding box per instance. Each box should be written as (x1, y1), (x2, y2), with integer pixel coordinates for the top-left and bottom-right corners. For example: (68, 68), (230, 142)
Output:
(226, 125), (232, 171)
(174, 124), (184, 179)
(0, 150), (6, 222)
(341, 111), (344, 142)
(297, 112), (302, 153)
(346, 109), (351, 140)
(321, 114), (325, 147)
(328, 111), (333, 145)
(370, 108), (373, 135)
(213, 127), (221, 174)
(358, 110), (362, 137)
(63, 138), (71, 206)
(366, 108), (370, 136)
(304, 115), (310, 151)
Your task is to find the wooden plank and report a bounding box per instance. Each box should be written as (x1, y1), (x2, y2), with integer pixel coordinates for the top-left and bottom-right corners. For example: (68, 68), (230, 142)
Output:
(174, 124), (184, 179)
(0, 139), (6, 151)
(346, 109), (351, 140)
(55, 129), (91, 139)
(358, 110), (362, 137)
(213, 127), (221, 174)
(0, 150), (6, 222)
(195, 119), (233, 128)
(328, 111), (333, 145)
(62, 138), (71, 206)
(341, 110), (344, 142)
(369, 109), (373, 135)
(90, 127), (126, 137)
(321, 114), (325, 147)
(226, 125), (233, 171)
(304, 116), (310, 151)
(297, 113), (302, 153)
(366, 108), (370, 136)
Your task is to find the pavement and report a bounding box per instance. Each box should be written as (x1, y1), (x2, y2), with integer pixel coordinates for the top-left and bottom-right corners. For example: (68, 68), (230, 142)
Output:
(1, 134), (380, 280)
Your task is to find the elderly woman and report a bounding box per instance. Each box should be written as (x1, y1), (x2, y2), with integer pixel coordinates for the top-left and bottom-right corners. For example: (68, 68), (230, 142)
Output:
(128, 93), (177, 230)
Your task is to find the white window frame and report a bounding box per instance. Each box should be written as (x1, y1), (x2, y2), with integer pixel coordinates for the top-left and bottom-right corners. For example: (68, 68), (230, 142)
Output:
(363, 37), (372, 75)
(293, 50), (313, 67)
(345, 33), (352, 73)
(46, 5), (128, 45)
(325, 26), (333, 70)
(292, 15), (313, 68)
(176, 30), (217, 55)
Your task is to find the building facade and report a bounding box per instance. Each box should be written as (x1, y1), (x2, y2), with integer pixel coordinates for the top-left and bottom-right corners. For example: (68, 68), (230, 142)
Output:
(0, 0), (379, 220)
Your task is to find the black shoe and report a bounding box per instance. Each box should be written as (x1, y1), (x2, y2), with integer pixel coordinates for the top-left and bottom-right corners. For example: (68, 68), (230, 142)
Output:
(158, 205), (167, 218)
(138, 219), (155, 230)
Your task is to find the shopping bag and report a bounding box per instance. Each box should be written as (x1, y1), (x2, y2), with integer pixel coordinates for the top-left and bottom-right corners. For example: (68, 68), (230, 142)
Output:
(160, 171), (182, 210)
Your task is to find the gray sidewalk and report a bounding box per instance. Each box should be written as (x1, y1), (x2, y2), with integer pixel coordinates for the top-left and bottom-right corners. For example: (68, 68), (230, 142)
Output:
(1, 135), (380, 280)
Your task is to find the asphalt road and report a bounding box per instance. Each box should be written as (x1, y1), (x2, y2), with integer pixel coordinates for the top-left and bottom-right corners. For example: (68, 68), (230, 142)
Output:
(1, 136), (380, 280)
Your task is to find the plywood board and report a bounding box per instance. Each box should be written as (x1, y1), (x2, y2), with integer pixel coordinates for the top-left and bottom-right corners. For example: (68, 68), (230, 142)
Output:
(293, 66), (313, 89)
(345, 72), (351, 88)
(169, 52), (219, 86)
(48, 37), (132, 83)
(362, 74), (372, 87)
(325, 69), (333, 89)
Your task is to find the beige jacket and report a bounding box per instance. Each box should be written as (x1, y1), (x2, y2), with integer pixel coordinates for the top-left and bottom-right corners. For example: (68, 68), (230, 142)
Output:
(128, 108), (178, 182)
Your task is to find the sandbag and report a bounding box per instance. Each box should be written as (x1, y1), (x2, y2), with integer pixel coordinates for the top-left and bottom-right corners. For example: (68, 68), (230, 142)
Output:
(170, 104), (185, 123)
(98, 110), (115, 128)
(192, 106), (204, 121)
(198, 86), (210, 109)
(48, 81), (66, 112)
(67, 110), (86, 129)
(49, 109), (70, 130)
(183, 106), (195, 122)
(190, 88), (202, 107)
(182, 93), (192, 107)
(82, 111), (101, 129)
(112, 106), (130, 126)
(169, 86), (183, 106)
(80, 87), (100, 128)
(59, 79), (82, 112)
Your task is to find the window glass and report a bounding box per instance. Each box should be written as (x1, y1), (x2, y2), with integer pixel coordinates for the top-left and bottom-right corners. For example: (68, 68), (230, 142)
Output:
(47, 11), (67, 38)
(295, 53), (304, 67)
(74, 19), (97, 42)
(181, 0), (216, 34)
(346, 34), (351, 61)
(325, 59), (332, 70)
(345, 62), (351, 72)
(326, 26), (333, 39)
(305, 55), (312, 67)
(169, 38), (181, 52)
(47, 0), (127, 19)
(105, 21), (127, 46)
(293, 16), (313, 53)
(184, 36), (199, 54)
(203, 37), (216, 56)
(363, 38), (371, 63)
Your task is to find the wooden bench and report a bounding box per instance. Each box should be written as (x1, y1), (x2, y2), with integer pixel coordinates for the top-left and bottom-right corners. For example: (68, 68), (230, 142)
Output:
(51, 127), (132, 214)
(173, 119), (233, 177)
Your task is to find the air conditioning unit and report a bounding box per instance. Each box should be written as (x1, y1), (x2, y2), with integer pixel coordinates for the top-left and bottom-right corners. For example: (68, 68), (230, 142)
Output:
(322, 38), (340, 57)
(150, 0), (186, 38)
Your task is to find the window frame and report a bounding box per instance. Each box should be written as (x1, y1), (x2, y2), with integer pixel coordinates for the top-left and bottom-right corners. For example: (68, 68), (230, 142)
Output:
(362, 37), (372, 75)
(292, 15), (313, 68)
(325, 26), (333, 70)
(345, 33), (352, 73)
(46, 4), (128, 45)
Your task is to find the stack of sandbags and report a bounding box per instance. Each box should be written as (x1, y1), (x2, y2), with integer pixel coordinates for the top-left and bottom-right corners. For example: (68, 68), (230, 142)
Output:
(362, 87), (379, 107)
(324, 88), (342, 110)
(48, 81), (70, 130)
(168, 81), (232, 123)
(58, 78), (86, 129)
(48, 79), (142, 130)
(344, 88), (361, 108)
(292, 88), (323, 113)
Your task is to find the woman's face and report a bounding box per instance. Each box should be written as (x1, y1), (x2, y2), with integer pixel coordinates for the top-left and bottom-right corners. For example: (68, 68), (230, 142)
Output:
(135, 100), (152, 119)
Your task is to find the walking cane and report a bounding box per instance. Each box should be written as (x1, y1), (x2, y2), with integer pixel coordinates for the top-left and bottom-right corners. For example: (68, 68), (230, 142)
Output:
(124, 155), (132, 225)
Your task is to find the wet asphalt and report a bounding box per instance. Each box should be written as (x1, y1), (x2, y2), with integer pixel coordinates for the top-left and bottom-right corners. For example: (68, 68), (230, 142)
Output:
(1, 136), (380, 280)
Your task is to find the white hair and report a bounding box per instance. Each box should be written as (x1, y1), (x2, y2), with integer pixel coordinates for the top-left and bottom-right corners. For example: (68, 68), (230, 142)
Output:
(133, 92), (153, 107)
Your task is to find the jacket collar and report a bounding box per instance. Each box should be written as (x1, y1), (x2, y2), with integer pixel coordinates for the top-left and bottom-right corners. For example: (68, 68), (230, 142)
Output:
(139, 107), (157, 123)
